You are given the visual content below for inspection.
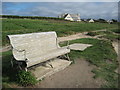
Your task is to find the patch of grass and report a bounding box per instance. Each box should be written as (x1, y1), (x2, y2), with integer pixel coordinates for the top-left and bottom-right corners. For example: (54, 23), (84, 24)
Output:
(87, 30), (120, 41)
(2, 82), (11, 88)
(87, 32), (99, 36)
(92, 68), (119, 88)
(70, 38), (118, 66)
(2, 51), (16, 83)
(2, 51), (19, 88)
(16, 70), (38, 86)
(2, 82), (19, 89)
(96, 30), (120, 41)
(2, 50), (38, 88)
(101, 34), (120, 41)
(110, 29), (120, 34)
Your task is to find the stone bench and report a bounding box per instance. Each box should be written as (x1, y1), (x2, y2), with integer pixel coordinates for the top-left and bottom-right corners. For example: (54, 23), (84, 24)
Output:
(8, 31), (71, 71)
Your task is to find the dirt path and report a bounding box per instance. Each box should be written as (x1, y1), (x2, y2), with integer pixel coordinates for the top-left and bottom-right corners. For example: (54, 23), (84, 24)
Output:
(58, 33), (92, 42)
(0, 33), (92, 52)
(1, 29), (108, 53)
(112, 41), (120, 74)
(58, 29), (107, 42)
(0, 45), (11, 53)
(0, 34), (96, 53)
(112, 41), (119, 55)
(32, 59), (103, 88)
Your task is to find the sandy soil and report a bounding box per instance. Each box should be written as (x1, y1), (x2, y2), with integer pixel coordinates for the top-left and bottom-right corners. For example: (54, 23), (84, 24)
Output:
(32, 59), (103, 88)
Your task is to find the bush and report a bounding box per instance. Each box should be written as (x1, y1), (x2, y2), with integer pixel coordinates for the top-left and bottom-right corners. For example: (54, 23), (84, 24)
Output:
(16, 70), (38, 86)
(87, 32), (98, 36)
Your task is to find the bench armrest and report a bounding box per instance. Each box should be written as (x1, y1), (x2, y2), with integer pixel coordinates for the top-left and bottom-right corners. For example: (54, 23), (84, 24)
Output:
(13, 48), (27, 60)
(13, 48), (25, 52)
(67, 41), (70, 49)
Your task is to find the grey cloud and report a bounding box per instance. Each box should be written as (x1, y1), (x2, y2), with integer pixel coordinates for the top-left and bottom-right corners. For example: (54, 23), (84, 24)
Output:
(2, 0), (120, 2)
(2, 2), (118, 19)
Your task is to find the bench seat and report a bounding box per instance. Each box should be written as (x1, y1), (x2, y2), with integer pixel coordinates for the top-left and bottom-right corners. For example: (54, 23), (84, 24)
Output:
(27, 46), (70, 67)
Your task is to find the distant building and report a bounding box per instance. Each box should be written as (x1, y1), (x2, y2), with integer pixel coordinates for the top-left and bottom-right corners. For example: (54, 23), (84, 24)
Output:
(89, 19), (94, 23)
(58, 13), (81, 21)
(107, 20), (113, 24)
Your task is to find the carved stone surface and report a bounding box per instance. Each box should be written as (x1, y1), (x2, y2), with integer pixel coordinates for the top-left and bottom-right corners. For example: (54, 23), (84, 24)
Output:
(8, 31), (70, 67)
(69, 43), (93, 51)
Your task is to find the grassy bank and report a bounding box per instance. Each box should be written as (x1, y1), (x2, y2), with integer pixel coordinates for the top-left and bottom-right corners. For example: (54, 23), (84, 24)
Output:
(2, 19), (118, 46)
(60, 38), (119, 88)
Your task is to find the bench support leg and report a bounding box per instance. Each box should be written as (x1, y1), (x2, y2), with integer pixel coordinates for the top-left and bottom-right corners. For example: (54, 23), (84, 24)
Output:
(18, 64), (22, 70)
(48, 63), (53, 68)
(66, 53), (70, 61)
(11, 57), (14, 67)
(63, 54), (70, 61)
(25, 67), (27, 71)
(45, 61), (53, 68)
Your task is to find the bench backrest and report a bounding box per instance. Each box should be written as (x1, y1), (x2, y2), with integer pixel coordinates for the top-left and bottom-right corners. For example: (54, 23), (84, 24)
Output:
(8, 31), (59, 61)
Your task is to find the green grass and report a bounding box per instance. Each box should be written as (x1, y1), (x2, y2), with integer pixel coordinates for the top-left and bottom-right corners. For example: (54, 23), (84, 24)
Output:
(2, 50), (16, 86)
(16, 70), (38, 86)
(2, 50), (37, 88)
(101, 34), (120, 41)
(87, 29), (120, 41)
(60, 38), (119, 88)
(110, 29), (120, 34)
(2, 18), (118, 46)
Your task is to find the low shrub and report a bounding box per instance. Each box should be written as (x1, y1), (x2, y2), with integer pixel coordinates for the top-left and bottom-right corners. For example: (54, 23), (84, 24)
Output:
(16, 70), (38, 86)
(87, 32), (98, 36)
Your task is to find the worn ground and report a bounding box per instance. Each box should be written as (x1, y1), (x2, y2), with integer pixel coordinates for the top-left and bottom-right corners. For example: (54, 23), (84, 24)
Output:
(28, 59), (104, 88)
(112, 41), (119, 55)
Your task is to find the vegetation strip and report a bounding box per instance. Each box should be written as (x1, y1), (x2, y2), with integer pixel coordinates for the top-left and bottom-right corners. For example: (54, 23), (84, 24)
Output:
(2, 19), (118, 46)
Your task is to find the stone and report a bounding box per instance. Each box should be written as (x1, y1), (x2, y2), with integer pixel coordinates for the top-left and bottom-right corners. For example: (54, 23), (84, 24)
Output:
(69, 43), (93, 51)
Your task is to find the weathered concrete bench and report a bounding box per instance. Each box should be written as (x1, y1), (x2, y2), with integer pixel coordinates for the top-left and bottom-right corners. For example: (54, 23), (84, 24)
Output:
(8, 32), (71, 72)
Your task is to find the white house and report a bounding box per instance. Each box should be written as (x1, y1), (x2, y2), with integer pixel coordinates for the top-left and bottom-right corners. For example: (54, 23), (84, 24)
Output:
(89, 19), (94, 23)
(59, 13), (81, 21)
(107, 20), (113, 24)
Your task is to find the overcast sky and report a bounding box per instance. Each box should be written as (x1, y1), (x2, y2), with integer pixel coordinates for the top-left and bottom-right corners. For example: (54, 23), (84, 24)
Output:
(2, 2), (118, 20)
